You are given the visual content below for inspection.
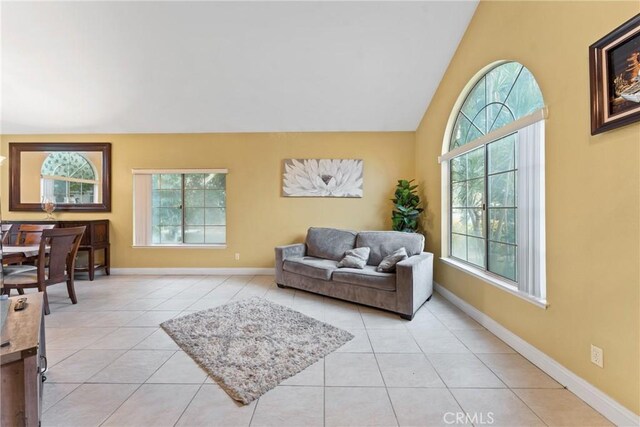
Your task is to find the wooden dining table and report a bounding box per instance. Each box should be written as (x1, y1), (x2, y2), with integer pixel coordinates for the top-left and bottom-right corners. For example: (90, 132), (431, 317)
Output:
(1, 245), (41, 265)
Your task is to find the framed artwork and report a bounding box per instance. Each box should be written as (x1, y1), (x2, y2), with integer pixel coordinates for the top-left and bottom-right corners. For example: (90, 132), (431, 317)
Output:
(282, 159), (363, 198)
(590, 14), (640, 135)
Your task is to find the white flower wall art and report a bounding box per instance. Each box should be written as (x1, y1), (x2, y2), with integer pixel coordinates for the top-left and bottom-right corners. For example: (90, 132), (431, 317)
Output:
(282, 159), (364, 198)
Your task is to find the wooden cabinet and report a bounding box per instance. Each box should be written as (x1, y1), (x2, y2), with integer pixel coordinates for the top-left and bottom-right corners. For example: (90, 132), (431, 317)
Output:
(4, 220), (110, 281)
(1, 293), (46, 427)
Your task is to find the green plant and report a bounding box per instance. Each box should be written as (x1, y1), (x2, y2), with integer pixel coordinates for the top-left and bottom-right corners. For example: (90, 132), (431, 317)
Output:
(391, 179), (424, 232)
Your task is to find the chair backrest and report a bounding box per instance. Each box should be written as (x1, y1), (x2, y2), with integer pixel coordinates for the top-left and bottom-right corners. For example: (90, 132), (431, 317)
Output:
(16, 224), (56, 245)
(1, 223), (14, 244)
(37, 226), (86, 285)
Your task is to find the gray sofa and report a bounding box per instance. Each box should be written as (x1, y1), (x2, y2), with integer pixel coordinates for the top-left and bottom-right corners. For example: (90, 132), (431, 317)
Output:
(275, 227), (433, 320)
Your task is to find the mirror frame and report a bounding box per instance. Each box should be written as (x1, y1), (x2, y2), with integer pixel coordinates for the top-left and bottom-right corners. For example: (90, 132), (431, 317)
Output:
(9, 142), (112, 212)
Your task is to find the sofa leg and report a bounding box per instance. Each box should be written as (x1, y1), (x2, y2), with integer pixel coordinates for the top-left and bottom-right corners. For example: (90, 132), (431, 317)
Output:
(277, 283), (287, 289)
(399, 313), (414, 321)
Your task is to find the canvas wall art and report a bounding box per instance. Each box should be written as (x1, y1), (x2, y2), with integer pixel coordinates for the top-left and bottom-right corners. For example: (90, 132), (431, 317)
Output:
(282, 159), (363, 198)
(590, 14), (640, 134)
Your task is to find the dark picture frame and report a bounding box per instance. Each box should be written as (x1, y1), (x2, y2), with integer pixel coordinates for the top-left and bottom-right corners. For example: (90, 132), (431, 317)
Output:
(9, 142), (112, 212)
(589, 14), (640, 135)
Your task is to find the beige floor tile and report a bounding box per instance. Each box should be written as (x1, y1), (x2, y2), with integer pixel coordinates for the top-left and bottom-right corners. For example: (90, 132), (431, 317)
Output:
(47, 327), (117, 349)
(360, 308), (407, 329)
(413, 333), (471, 354)
(46, 349), (126, 383)
(514, 389), (613, 426)
(103, 384), (200, 427)
(427, 353), (505, 388)
(325, 353), (384, 386)
(325, 387), (397, 427)
(433, 312), (483, 330)
(452, 388), (545, 427)
(334, 328), (373, 353)
(377, 353), (445, 388)
(405, 309), (448, 332)
(251, 386), (323, 427)
(146, 351), (208, 384)
(36, 277), (612, 427)
(125, 310), (181, 327)
(151, 298), (200, 311)
(176, 384), (256, 427)
(83, 311), (146, 327)
(134, 328), (180, 350)
(45, 311), (104, 328)
(187, 296), (232, 311)
(452, 329), (515, 353)
(388, 388), (469, 426)
(120, 298), (168, 310)
(85, 327), (157, 350)
(325, 310), (366, 329)
(478, 353), (562, 388)
(42, 383), (80, 412)
(367, 328), (422, 353)
(262, 288), (296, 306)
(280, 359), (324, 386)
(45, 349), (78, 367)
(43, 383), (138, 427)
(89, 349), (175, 383)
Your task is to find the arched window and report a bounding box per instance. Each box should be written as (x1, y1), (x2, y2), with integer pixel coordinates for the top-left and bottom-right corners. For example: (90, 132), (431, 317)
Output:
(41, 152), (99, 204)
(440, 61), (547, 305)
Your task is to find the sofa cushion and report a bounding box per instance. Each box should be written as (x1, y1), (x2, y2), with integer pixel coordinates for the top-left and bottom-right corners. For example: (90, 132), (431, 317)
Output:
(306, 227), (357, 261)
(283, 256), (339, 281)
(337, 247), (370, 269)
(377, 247), (409, 272)
(356, 231), (425, 266)
(332, 265), (396, 291)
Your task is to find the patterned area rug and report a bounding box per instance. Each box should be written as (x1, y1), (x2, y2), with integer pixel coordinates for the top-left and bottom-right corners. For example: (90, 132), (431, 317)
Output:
(161, 297), (354, 404)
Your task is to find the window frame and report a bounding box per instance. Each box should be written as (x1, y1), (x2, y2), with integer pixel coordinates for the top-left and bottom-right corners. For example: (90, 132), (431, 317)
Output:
(440, 61), (548, 308)
(132, 168), (228, 249)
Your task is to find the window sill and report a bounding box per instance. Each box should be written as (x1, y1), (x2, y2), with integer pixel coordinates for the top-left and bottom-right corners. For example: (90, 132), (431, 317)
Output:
(440, 257), (548, 309)
(132, 244), (227, 249)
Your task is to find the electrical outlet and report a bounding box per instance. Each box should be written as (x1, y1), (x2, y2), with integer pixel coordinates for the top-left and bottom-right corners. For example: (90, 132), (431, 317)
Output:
(591, 344), (604, 368)
(235, 253), (240, 261)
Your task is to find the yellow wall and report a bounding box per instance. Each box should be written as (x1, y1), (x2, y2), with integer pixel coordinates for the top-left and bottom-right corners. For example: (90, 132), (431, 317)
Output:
(1, 132), (415, 268)
(415, 0), (640, 415)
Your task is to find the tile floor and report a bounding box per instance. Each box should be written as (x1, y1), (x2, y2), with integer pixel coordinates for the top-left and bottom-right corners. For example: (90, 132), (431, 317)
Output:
(30, 274), (612, 427)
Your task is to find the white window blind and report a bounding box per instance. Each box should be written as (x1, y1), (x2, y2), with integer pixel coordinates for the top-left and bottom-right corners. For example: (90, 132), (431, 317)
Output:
(516, 120), (546, 300)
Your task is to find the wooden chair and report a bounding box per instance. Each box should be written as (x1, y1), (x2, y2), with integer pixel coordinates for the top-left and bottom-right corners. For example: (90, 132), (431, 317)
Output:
(1, 223), (13, 245)
(3, 227), (86, 315)
(14, 224), (56, 246)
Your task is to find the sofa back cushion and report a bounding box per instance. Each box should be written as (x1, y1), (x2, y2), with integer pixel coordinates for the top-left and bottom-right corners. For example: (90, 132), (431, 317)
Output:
(356, 231), (425, 266)
(306, 227), (357, 261)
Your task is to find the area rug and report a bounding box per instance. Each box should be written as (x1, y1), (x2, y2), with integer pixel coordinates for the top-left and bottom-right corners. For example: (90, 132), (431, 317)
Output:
(161, 297), (354, 404)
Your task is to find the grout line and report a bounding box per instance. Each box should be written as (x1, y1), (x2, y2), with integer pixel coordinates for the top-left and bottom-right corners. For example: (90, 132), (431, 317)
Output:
(173, 382), (205, 427)
(97, 382), (145, 427)
(366, 329), (400, 427)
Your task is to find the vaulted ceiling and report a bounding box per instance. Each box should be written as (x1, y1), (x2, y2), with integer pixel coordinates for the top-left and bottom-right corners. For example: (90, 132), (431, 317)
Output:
(1, 1), (477, 134)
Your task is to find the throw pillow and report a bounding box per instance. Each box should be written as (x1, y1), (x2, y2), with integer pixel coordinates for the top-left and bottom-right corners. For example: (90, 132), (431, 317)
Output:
(337, 247), (371, 269)
(376, 247), (408, 272)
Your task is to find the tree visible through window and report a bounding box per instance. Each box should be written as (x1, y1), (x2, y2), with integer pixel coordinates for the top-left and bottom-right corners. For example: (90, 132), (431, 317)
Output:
(41, 152), (98, 204)
(151, 173), (226, 244)
(443, 61), (546, 300)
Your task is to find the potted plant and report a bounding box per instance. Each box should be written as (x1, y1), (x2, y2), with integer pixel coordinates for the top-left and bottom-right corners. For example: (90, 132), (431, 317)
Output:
(391, 179), (424, 232)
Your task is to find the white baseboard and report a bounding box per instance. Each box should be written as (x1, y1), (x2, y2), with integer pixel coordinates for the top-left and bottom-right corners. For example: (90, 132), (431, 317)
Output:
(110, 268), (275, 276)
(434, 282), (639, 427)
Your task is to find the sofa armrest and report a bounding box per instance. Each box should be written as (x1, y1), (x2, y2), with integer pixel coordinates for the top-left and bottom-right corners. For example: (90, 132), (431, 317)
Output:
(275, 243), (306, 284)
(395, 252), (434, 318)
